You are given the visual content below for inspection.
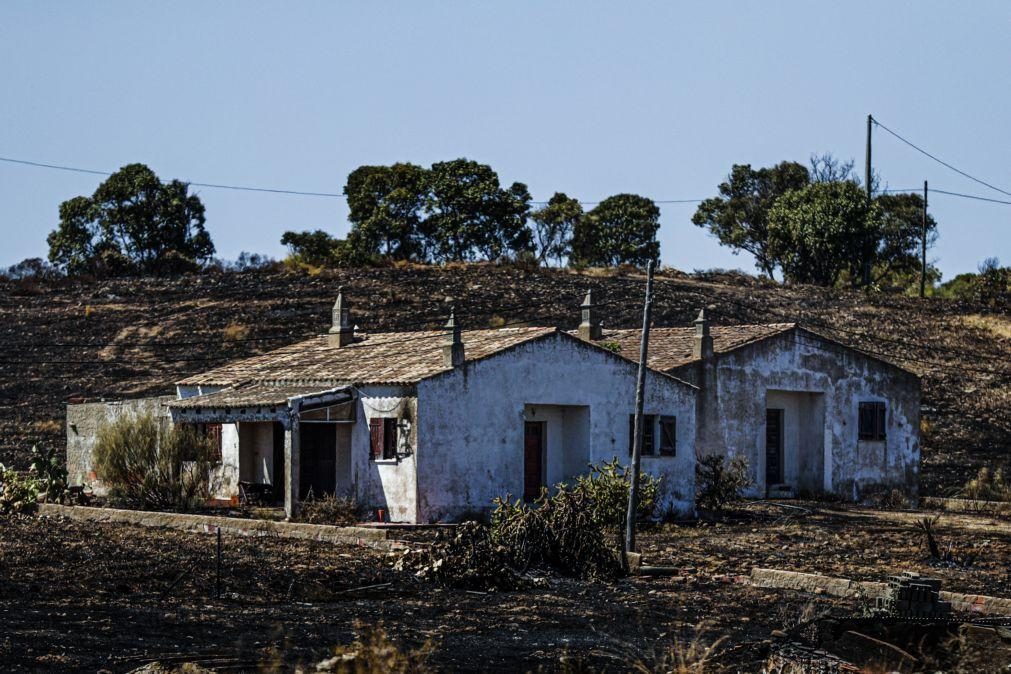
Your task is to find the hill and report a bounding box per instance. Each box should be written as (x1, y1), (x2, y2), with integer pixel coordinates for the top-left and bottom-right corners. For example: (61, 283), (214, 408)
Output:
(1, 265), (1008, 496)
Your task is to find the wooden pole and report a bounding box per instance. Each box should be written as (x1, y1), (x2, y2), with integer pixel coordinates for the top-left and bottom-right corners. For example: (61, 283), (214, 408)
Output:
(920, 180), (928, 298)
(863, 114), (874, 287)
(624, 260), (655, 560)
(215, 526), (222, 599)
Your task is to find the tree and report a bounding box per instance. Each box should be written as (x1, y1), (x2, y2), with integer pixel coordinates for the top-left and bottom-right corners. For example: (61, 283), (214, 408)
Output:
(767, 181), (881, 286)
(280, 229), (346, 267)
(531, 192), (582, 266)
(691, 162), (810, 277)
(344, 163), (429, 261)
(46, 163), (213, 276)
(571, 194), (660, 267)
(425, 159), (533, 262)
(873, 192), (938, 284)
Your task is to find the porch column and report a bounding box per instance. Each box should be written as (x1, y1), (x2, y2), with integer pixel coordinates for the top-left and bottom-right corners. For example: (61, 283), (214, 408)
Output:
(284, 418), (300, 519)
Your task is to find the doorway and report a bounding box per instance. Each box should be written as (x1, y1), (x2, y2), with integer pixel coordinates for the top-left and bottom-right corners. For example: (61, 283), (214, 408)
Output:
(272, 422), (285, 502)
(523, 422), (544, 502)
(300, 423), (337, 498)
(765, 408), (784, 485)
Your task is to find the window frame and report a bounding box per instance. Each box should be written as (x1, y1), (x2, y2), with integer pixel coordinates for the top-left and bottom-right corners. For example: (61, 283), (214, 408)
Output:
(858, 401), (887, 442)
(628, 414), (657, 456)
(370, 417), (400, 461)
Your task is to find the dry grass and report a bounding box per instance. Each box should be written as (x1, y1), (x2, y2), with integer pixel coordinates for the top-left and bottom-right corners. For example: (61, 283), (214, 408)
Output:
(962, 313), (1011, 340)
(32, 419), (62, 434)
(222, 322), (250, 342)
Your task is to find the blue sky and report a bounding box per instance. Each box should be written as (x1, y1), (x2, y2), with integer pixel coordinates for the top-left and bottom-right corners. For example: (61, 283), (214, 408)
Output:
(1, 2), (1008, 279)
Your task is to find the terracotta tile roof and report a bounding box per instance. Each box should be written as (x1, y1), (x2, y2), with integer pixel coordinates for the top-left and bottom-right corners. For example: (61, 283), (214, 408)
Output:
(177, 327), (558, 388)
(167, 384), (348, 409)
(576, 323), (796, 371)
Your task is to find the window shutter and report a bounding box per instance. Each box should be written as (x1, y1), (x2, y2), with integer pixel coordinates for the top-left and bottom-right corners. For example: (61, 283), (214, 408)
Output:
(628, 415), (635, 456)
(876, 403), (887, 440)
(660, 416), (676, 456)
(369, 418), (384, 459)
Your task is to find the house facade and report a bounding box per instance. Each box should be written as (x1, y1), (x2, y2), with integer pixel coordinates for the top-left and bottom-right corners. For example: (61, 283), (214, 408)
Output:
(575, 292), (921, 500)
(69, 291), (698, 522)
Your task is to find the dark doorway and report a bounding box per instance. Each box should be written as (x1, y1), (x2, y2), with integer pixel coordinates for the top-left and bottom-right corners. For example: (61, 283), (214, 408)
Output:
(765, 409), (784, 485)
(300, 424), (337, 498)
(523, 422), (544, 502)
(272, 422), (285, 502)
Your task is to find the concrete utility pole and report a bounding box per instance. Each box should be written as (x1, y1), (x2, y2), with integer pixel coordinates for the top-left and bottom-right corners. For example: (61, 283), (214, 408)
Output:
(863, 114), (874, 287)
(624, 260), (654, 560)
(920, 180), (929, 298)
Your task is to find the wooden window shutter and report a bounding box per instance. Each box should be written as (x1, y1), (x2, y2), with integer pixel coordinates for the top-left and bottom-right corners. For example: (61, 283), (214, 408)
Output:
(876, 403), (887, 440)
(659, 416), (676, 456)
(369, 418), (384, 459)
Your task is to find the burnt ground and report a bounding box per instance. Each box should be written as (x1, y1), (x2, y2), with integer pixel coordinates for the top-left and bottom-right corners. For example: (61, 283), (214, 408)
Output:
(1, 503), (1009, 673)
(1, 265), (1009, 495)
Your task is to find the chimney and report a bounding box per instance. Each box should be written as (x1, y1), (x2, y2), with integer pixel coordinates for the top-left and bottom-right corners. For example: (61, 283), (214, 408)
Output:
(578, 289), (603, 341)
(442, 307), (465, 368)
(327, 287), (355, 347)
(692, 308), (714, 360)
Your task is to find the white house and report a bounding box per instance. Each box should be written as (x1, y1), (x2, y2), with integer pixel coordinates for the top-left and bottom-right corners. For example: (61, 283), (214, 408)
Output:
(69, 290), (698, 522)
(574, 292), (921, 500)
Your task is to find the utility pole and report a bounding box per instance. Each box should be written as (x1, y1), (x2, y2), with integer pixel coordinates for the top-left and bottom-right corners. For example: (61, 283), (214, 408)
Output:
(920, 180), (928, 298)
(863, 114), (873, 287)
(624, 260), (654, 561)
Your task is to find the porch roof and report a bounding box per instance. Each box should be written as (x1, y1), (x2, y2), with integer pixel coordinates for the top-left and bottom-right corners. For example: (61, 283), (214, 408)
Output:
(168, 383), (352, 410)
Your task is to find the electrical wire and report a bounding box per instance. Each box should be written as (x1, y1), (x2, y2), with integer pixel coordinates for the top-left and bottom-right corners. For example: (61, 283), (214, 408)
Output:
(872, 117), (1011, 198)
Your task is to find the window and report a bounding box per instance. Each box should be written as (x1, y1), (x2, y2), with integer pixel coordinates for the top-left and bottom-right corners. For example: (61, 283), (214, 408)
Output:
(858, 402), (887, 441)
(659, 416), (677, 456)
(370, 417), (399, 460)
(184, 422), (223, 462)
(628, 414), (656, 456)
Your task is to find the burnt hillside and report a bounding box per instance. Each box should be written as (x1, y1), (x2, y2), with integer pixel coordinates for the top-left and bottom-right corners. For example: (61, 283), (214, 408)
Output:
(1, 265), (1008, 495)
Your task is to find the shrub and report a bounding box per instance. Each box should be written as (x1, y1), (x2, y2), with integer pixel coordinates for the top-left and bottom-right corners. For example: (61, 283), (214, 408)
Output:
(961, 466), (1011, 503)
(491, 485), (623, 580)
(314, 623), (433, 673)
(695, 454), (752, 512)
(297, 491), (364, 525)
(573, 457), (660, 527)
(93, 413), (216, 511)
(29, 445), (68, 503)
(395, 521), (525, 591)
(0, 464), (39, 515)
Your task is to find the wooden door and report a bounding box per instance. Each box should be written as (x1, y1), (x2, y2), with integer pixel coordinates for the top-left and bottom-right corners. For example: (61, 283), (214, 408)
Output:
(299, 424), (337, 498)
(765, 409), (783, 485)
(523, 422), (544, 502)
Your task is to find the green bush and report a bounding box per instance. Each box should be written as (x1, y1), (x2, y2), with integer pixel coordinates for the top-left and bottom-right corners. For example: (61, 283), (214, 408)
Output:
(93, 413), (216, 511)
(573, 457), (660, 527)
(695, 454), (752, 512)
(29, 445), (68, 503)
(0, 464), (40, 515)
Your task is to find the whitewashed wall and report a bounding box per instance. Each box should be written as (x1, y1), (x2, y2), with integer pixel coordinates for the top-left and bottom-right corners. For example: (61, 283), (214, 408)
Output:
(673, 329), (920, 499)
(415, 333), (697, 523)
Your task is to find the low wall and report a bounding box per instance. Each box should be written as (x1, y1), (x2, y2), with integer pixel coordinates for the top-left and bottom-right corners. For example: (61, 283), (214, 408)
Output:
(38, 503), (405, 551)
(750, 567), (1011, 616)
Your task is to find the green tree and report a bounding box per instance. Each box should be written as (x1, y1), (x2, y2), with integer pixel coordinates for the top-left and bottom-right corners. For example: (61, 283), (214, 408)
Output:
(531, 192), (582, 266)
(280, 229), (346, 267)
(571, 194), (660, 267)
(426, 159), (533, 262)
(691, 161), (810, 278)
(872, 192), (938, 284)
(46, 163), (213, 276)
(344, 163), (429, 261)
(767, 181), (881, 286)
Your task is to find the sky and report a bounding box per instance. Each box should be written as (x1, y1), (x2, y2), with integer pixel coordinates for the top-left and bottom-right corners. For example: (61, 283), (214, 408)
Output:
(1, 2), (1008, 279)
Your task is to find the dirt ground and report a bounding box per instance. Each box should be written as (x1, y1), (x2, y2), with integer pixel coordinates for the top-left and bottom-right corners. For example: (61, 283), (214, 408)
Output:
(1, 503), (1009, 673)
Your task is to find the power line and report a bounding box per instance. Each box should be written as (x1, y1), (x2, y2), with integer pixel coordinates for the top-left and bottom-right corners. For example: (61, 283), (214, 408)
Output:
(930, 188), (1011, 206)
(872, 118), (1011, 198)
(0, 154), (703, 206)
(0, 156), (345, 198)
